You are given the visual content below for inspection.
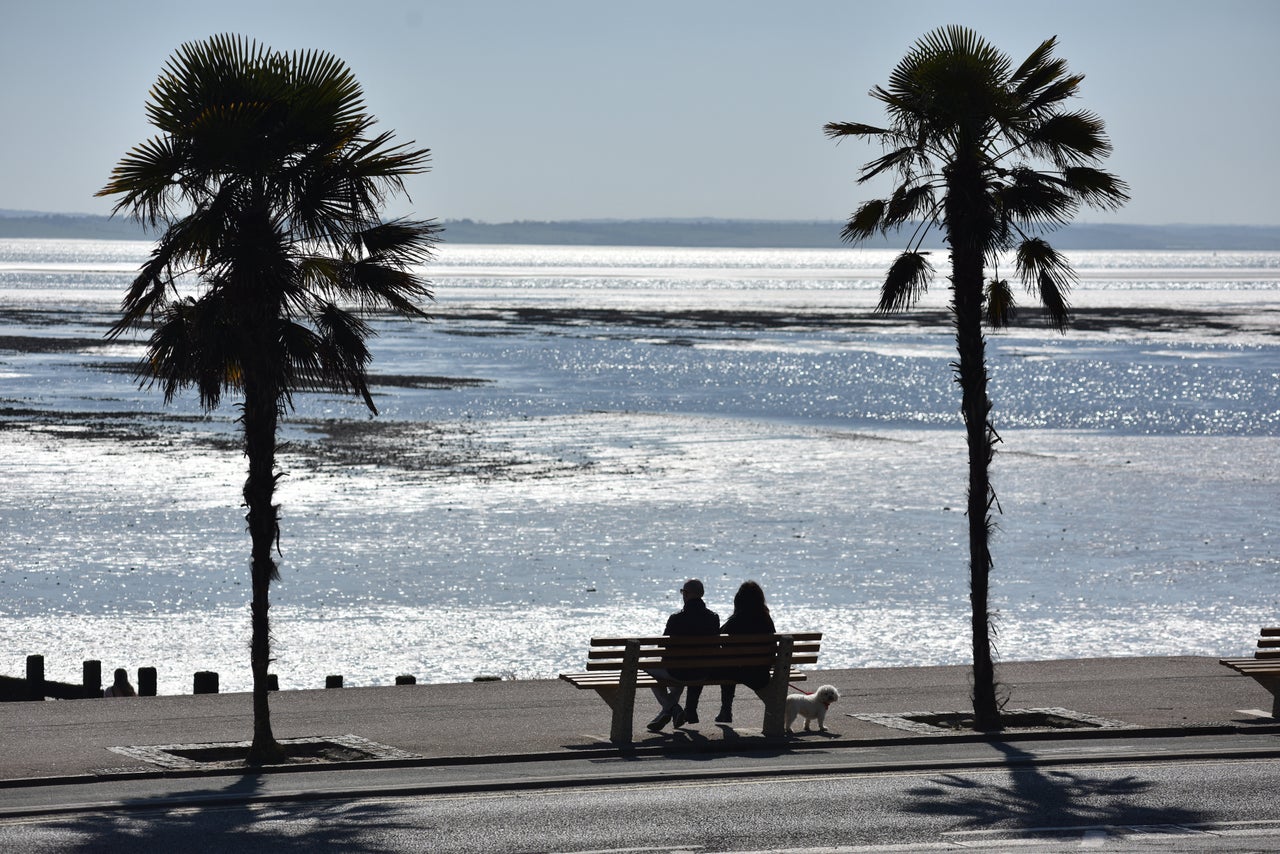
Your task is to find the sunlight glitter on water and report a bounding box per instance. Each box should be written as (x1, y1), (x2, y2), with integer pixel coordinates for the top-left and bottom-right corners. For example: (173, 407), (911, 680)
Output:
(1, 240), (1278, 691)
(2, 415), (1276, 692)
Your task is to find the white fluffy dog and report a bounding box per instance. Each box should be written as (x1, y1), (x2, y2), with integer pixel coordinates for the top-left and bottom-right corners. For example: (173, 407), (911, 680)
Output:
(785, 684), (840, 732)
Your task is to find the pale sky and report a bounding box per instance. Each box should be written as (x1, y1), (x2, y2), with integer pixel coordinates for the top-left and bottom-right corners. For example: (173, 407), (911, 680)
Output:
(2, 0), (1277, 225)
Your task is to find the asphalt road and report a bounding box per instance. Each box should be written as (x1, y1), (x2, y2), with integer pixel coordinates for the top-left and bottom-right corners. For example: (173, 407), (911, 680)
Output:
(3, 733), (1280, 852)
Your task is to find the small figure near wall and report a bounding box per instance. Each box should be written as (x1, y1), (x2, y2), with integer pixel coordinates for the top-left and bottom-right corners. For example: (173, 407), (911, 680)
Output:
(104, 668), (136, 698)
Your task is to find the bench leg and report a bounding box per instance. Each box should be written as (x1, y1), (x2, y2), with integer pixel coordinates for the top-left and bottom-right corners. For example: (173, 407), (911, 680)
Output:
(594, 686), (619, 711)
(1246, 676), (1280, 720)
(610, 641), (640, 744)
(760, 636), (794, 737)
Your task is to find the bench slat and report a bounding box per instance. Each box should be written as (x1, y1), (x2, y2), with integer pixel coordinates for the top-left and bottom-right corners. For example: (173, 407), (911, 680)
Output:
(584, 654), (819, 671)
(585, 651), (821, 666)
(588, 632), (822, 647)
(1222, 660), (1280, 672)
(561, 670), (810, 689)
(586, 643), (821, 661)
(586, 636), (822, 649)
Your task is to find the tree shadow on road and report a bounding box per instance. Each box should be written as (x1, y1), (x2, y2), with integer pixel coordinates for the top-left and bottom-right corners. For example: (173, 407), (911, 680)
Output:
(897, 740), (1208, 835)
(32, 772), (417, 853)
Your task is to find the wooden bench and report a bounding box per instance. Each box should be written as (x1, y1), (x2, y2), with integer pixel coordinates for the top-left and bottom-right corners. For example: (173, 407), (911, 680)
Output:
(1219, 627), (1280, 718)
(559, 632), (822, 743)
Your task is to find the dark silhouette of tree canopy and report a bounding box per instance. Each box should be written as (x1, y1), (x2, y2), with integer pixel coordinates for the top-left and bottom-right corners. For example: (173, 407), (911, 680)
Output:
(826, 26), (1127, 730)
(99, 34), (439, 763)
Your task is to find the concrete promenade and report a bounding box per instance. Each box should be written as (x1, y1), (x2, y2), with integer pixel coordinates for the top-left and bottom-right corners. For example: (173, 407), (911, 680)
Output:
(1, 656), (1277, 789)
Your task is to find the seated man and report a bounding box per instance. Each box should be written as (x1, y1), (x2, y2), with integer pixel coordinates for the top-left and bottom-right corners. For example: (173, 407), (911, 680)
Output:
(647, 578), (720, 731)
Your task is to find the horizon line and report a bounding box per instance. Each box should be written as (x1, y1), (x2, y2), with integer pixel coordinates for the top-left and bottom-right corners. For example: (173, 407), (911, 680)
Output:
(5, 209), (1278, 230)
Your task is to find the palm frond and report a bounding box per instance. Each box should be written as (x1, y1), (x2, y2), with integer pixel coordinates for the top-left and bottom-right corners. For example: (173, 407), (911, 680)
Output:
(1023, 74), (1085, 115)
(1008, 37), (1060, 92)
(111, 210), (227, 336)
(841, 199), (886, 243)
(309, 305), (377, 412)
(143, 294), (243, 408)
(997, 168), (1076, 231)
(985, 277), (1016, 328)
(96, 136), (184, 225)
(348, 131), (433, 180)
(342, 259), (433, 316)
(1035, 270), (1071, 331)
(147, 35), (272, 135)
(276, 320), (325, 393)
(358, 217), (440, 262)
(1014, 237), (1074, 329)
(1061, 166), (1131, 210)
(876, 250), (934, 313)
(884, 183), (938, 228)
(858, 146), (921, 184)
(1025, 111), (1112, 166)
(823, 121), (890, 141)
(891, 26), (1012, 135)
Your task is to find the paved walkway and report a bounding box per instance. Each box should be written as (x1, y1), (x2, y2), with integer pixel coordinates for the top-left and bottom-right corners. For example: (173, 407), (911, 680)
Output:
(1, 656), (1277, 787)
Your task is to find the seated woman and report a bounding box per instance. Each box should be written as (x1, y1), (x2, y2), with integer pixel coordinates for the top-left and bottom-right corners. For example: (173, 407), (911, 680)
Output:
(716, 581), (775, 723)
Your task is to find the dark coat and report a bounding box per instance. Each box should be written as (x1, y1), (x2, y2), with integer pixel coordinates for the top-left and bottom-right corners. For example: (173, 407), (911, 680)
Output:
(664, 598), (720, 637)
(663, 598), (720, 679)
(720, 608), (776, 690)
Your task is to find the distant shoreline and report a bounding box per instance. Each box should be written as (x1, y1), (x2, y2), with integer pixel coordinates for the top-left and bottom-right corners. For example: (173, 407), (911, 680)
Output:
(3, 210), (1280, 250)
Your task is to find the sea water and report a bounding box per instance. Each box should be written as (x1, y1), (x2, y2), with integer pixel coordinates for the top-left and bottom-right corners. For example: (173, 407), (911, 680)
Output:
(0, 240), (1277, 694)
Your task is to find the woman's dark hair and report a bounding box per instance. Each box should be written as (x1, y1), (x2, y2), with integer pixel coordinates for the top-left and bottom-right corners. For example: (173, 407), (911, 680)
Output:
(733, 580), (769, 616)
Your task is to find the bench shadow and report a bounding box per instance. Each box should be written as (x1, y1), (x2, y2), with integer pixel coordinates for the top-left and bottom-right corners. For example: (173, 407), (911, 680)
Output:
(895, 739), (1209, 834)
(785, 728), (842, 739)
(34, 772), (416, 852)
(562, 723), (796, 761)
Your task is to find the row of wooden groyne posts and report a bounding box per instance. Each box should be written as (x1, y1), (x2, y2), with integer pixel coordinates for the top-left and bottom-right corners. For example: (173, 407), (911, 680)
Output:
(0, 655), (431, 701)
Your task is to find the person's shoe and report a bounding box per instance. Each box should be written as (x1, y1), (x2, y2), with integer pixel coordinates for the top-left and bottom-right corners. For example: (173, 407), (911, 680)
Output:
(671, 705), (686, 728)
(716, 705), (733, 723)
(647, 711), (672, 732)
(685, 708), (700, 724)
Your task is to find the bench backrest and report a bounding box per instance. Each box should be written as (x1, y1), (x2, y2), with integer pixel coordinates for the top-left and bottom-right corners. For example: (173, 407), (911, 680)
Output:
(584, 632), (822, 672)
(1258, 627), (1280, 660)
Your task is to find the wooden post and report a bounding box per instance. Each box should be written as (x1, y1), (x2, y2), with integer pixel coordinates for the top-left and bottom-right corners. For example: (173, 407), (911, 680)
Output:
(193, 671), (219, 694)
(267, 674), (279, 692)
(82, 660), (102, 698)
(396, 675), (416, 685)
(611, 640), (640, 744)
(761, 635), (794, 737)
(26, 655), (44, 702)
(137, 667), (157, 697)
(325, 675), (343, 689)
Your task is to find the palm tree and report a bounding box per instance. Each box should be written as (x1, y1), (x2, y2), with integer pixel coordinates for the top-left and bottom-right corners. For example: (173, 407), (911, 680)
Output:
(825, 26), (1127, 730)
(98, 34), (438, 763)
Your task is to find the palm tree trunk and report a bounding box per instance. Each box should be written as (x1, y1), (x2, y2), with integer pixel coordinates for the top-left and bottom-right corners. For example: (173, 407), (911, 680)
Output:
(947, 162), (1002, 732)
(953, 282), (1002, 731)
(242, 373), (286, 765)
